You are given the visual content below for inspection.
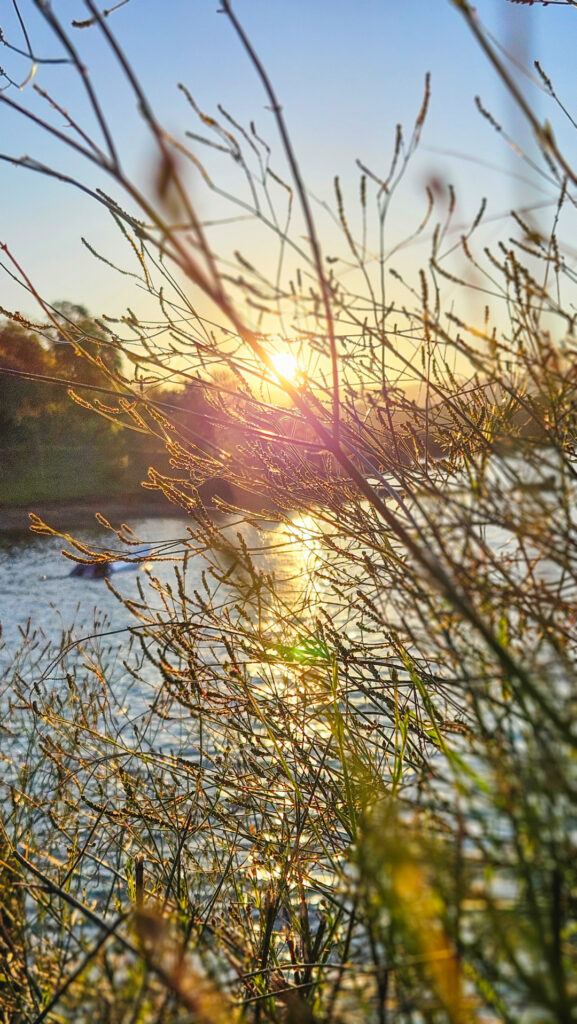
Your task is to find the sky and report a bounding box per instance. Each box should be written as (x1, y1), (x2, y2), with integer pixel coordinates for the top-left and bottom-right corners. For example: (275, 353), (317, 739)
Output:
(0, 0), (576, 341)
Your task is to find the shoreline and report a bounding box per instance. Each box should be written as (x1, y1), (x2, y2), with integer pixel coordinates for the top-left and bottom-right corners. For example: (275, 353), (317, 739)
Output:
(0, 493), (189, 535)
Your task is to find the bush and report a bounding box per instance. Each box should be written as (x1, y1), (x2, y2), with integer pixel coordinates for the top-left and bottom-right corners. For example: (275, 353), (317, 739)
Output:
(1, 2), (577, 1021)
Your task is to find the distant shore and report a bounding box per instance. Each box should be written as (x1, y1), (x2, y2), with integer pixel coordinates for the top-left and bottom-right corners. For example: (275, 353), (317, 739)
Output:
(0, 492), (189, 535)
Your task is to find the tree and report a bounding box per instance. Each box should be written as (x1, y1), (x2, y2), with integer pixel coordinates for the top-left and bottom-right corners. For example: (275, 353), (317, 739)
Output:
(0, 320), (53, 433)
(48, 301), (123, 383)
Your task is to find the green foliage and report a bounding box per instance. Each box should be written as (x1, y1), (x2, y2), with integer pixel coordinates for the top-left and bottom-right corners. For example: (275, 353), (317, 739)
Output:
(0, 311), (215, 505)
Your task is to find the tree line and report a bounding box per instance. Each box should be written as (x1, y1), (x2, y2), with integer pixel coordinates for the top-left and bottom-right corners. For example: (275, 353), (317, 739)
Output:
(0, 303), (179, 505)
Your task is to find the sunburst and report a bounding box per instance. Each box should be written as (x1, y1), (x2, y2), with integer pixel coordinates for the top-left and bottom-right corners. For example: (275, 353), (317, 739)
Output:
(270, 351), (299, 381)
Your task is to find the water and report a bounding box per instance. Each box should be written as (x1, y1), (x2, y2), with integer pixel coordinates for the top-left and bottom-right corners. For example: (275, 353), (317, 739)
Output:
(0, 504), (408, 856)
(2, 458), (572, 752)
(0, 515), (192, 654)
(2, 472), (575, 1022)
(0, 509), (334, 904)
(0, 511), (313, 655)
(0, 510), (321, 759)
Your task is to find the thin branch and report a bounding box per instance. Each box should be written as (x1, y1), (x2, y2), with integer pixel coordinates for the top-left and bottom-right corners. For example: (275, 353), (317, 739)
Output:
(32, 0), (121, 170)
(220, 0), (340, 440)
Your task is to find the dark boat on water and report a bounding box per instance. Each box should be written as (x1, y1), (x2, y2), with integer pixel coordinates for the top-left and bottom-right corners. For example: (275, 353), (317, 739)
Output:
(68, 546), (152, 579)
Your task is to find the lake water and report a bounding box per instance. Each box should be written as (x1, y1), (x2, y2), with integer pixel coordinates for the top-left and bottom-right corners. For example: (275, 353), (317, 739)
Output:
(0, 507), (343, 896)
(2, 458), (570, 803)
(2, 456), (569, 736)
(0, 515), (191, 653)
(0, 510), (324, 765)
(2, 468), (574, 1022)
(0, 511), (315, 649)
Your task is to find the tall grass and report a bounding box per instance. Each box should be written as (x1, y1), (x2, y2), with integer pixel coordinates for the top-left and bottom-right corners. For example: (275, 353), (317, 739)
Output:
(1, 1), (577, 1020)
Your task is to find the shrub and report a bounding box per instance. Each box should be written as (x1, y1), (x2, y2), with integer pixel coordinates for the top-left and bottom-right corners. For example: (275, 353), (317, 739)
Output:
(1, 2), (576, 1020)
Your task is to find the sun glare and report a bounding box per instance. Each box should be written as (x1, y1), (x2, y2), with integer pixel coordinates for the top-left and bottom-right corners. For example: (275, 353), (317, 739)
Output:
(270, 351), (299, 381)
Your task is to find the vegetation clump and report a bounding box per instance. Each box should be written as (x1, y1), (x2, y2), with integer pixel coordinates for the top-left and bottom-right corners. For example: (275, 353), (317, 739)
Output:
(1, 2), (577, 1021)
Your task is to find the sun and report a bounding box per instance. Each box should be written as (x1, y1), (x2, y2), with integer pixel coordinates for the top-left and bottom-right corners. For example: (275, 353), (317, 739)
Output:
(270, 351), (299, 381)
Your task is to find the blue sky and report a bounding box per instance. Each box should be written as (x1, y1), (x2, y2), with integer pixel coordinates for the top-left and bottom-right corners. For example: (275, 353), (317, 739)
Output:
(0, 1), (575, 330)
